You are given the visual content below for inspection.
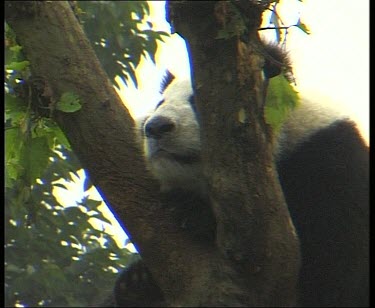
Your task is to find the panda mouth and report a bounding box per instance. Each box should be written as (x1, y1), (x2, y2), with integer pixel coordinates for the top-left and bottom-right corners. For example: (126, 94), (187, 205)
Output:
(152, 149), (200, 164)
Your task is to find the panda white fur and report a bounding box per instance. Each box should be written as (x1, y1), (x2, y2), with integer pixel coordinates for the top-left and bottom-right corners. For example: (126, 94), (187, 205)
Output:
(139, 79), (205, 194)
(141, 78), (348, 191)
(121, 47), (369, 307)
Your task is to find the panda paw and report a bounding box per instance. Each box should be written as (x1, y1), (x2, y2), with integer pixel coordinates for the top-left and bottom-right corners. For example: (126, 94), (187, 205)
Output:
(114, 259), (165, 307)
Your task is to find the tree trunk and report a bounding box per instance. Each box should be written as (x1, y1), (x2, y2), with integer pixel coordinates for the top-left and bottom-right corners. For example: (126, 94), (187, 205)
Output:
(5, 1), (210, 303)
(6, 1), (300, 306)
(168, 1), (300, 305)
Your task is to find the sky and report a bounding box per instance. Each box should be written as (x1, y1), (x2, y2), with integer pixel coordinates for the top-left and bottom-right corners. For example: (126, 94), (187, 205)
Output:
(117, 0), (369, 143)
(271, 0), (369, 143)
(57, 0), (369, 251)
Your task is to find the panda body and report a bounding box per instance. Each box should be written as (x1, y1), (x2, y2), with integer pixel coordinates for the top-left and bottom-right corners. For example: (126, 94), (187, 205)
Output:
(134, 74), (368, 306)
(140, 77), (358, 193)
(121, 39), (368, 306)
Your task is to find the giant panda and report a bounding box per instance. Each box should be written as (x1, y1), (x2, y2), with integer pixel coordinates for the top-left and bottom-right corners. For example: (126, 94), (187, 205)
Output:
(111, 43), (369, 307)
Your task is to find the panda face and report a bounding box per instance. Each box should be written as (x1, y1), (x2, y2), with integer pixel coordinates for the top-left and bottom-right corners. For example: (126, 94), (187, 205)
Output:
(141, 79), (205, 193)
(139, 77), (343, 194)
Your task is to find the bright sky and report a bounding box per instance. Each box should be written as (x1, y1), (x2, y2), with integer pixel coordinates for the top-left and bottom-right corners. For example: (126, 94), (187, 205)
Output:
(57, 0), (369, 251)
(117, 0), (369, 143)
(270, 0), (369, 143)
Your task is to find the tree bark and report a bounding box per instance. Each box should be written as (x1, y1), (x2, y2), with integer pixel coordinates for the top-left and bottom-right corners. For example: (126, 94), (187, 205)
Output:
(6, 1), (300, 306)
(5, 1), (211, 303)
(168, 1), (300, 306)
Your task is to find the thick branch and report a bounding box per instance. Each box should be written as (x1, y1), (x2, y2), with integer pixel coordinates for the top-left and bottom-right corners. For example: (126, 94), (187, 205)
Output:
(169, 1), (300, 306)
(5, 1), (209, 300)
(6, 1), (301, 305)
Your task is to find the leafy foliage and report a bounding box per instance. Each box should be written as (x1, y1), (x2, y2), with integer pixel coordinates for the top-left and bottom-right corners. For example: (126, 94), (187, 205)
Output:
(5, 147), (133, 307)
(56, 92), (82, 113)
(264, 75), (300, 131)
(295, 18), (311, 35)
(5, 44), (133, 303)
(77, 1), (168, 87)
(260, 0), (306, 131)
(4, 1), (168, 304)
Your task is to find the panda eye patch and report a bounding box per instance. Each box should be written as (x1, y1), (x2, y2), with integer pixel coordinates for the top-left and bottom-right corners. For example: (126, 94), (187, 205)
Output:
(155, 99), (165, 110)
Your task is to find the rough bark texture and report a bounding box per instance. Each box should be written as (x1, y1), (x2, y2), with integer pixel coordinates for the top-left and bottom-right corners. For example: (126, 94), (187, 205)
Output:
(6, 1), (300, 306)
(5, 1), (211, 303)
(168, 1), (300, 305)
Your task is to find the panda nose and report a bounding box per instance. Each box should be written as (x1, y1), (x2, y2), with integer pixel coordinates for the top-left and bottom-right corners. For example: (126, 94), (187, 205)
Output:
(144, 116), (176, 139)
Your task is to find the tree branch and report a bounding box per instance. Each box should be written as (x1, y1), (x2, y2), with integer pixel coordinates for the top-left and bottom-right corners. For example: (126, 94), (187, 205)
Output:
(5, 0), (209, 300)
(6, 1), (301, 305)
(169, 1), (300, 306)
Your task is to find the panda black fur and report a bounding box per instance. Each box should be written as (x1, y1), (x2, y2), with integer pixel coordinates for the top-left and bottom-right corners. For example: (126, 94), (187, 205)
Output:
(114, 44), (369, 307)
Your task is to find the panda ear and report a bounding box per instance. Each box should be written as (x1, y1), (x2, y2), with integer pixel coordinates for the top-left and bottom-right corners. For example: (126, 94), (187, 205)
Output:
(262, 42), (293, 82)
(160, 70), (175, 94)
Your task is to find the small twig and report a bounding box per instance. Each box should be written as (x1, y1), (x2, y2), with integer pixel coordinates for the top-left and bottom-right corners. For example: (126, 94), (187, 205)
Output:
(258, 25), (295, 31)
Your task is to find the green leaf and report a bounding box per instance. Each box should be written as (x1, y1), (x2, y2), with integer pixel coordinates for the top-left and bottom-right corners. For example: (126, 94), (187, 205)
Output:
(81, 198), (103, 212)
(32, 118), (72, 151)
(9, 45), (23, 54)
(296, 18), (311, 35)
(5, 93), (27, 125)
(5, 61), (30, 71)
(22, 136), (51, 185)
(264, 75), (300, 131)
(56, 92), (82, 113)
(54, 128), (71, 150)
(5, 128), (24, 188)
(89, 213), (113, 225)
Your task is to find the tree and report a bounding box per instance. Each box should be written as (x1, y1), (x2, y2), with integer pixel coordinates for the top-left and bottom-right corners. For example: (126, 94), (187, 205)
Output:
(5, 1), (301, 306)
(5, 1), (165, 306)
